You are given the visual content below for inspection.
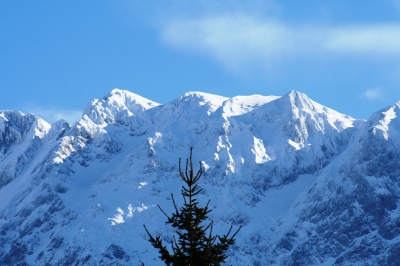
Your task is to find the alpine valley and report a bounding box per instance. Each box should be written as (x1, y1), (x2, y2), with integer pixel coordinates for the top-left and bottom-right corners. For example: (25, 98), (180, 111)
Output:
(1, 89), (399, 265)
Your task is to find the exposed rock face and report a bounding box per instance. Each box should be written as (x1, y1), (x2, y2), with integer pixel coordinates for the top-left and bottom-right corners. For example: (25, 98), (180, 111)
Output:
(0, 111), (52, 189)
(0, 89), (398, 265)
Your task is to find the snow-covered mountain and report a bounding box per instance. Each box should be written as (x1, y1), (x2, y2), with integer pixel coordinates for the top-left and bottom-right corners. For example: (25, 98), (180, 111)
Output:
(0, 88), (398, 265)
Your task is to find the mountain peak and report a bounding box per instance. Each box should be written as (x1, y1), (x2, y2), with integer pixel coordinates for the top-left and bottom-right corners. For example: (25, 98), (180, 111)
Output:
(0, 110), (51, 160)
(279, 90), (354, 122)
(285, 90), (306, 97)
(82, 89), (160, 125)
(106, 88), (160, 110)
(0, 110), (50, 135)
(283, 90), (313, 106)
(367, 102), (400, 140)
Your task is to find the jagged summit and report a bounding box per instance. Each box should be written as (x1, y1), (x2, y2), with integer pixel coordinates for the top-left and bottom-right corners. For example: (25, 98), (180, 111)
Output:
(281, 90), (339, 116)
(106, 88), (160, 110)
(270, 90), (356, 133)
(280, 90), (325, 112)
(82, 88), (160, 125)
(0, 110), (57, 190)
(0, 110), (50, 152)
(0, 110), (50, 132)
(367, 102), (400, 140)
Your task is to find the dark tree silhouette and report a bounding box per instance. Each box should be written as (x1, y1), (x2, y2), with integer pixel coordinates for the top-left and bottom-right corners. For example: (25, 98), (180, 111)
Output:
(144, 148), (241, 266)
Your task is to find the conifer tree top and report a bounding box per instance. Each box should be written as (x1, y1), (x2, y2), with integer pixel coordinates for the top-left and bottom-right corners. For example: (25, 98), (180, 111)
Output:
(144, 148), (241, 266)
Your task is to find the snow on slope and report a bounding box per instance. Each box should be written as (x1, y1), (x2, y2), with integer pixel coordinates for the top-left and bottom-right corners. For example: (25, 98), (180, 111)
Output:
(222, 94), (280, 117)
(0, 110), (55, 189)
(83, 88), (159, 126)
(229, 90), (360, 185)
(1, 89), (398, 265)
(269, 102), (400, 265)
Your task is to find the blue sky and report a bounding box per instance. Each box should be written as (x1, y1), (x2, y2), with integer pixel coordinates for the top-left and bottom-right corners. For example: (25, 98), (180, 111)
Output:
(1, 1), (400, 123)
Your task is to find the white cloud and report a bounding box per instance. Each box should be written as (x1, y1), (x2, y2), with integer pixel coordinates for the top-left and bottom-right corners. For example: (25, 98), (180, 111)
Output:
(161, 16), (297, 72)
(24, 106), (82, 124)
(364, 88), (383, 100)
(160, 15), (400, 73)
(326, 25), (400, 55)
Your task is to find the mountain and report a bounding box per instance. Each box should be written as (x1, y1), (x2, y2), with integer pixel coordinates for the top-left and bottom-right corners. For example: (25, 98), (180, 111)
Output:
(0, 88), (398, 265)
(272, 103), (400, 265)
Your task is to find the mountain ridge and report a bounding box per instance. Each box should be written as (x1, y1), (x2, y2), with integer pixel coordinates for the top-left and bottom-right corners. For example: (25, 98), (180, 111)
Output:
(0, 89), (398, 265)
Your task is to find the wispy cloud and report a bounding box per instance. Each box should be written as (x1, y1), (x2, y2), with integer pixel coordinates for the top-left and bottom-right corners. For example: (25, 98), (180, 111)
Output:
(326, 25), (400, 55)
(160, 15), (400, 73)
(364, 88), (383, 100)
(24, 106), (82, 124)
(161, 16), (297, 73)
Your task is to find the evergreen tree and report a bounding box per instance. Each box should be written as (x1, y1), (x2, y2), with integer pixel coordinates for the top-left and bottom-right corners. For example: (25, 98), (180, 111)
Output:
(144, 148), (241, 266)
